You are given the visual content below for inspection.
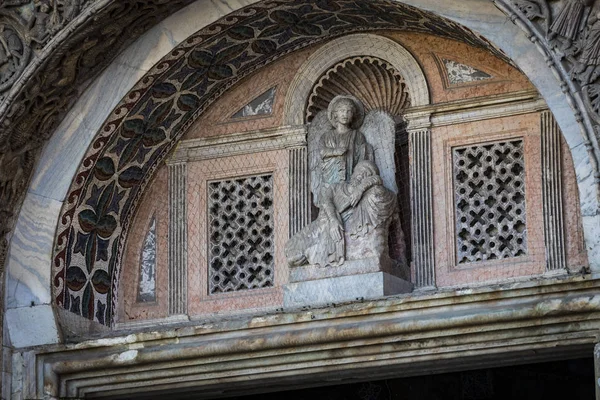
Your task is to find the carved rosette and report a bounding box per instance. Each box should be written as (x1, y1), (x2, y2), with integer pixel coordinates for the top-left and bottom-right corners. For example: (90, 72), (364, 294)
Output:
(306, 56), (411, 122)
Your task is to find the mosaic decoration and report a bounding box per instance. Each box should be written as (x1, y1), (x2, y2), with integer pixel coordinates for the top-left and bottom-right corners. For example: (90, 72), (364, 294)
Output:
(232, 87), (276, 118)
(443, 59), (493, 85)
(137, 216), (156, 302)
(52, 0), (521, 325)
(208, 174), (274, 294)
(453, 140), (527, 264)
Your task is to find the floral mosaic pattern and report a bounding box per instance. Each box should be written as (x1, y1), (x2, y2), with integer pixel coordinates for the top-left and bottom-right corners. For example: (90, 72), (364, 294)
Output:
(52, 0), (511, 325)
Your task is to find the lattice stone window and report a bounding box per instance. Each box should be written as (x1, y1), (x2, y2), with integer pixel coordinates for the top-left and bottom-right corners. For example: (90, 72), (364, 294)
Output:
(453, 140), (527, 264)
(208, 174), (275, 294)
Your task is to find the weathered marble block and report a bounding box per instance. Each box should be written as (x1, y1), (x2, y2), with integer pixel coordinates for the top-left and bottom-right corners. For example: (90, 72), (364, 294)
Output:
(285, 231), (412, 308)
(283, 270), (412, 309)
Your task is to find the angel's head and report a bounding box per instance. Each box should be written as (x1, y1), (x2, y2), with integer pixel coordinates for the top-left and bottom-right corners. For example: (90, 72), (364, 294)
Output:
(331, 98), (355, 126)
(327, 95), (365, 129)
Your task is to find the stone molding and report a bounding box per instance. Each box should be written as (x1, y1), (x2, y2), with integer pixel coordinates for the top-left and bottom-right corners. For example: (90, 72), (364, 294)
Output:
(283, 33), (430, 126)
(168, 126), (306, 164)
(17, 275), (600, 399)
(404, 89), (546, 129)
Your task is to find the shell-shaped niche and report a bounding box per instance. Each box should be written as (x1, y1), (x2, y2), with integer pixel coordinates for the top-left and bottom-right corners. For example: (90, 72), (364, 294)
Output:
(306, 56), (411, 123)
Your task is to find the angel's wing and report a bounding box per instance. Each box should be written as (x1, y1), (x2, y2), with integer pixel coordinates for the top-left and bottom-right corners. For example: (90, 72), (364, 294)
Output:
(361, 110), (397, 194)
(307, 110), (333, 205)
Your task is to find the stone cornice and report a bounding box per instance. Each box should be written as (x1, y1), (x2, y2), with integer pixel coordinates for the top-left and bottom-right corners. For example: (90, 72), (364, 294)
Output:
(24, 275), (600, 398)
(168, 125), (307, 164)
(404, 89), (546, 130)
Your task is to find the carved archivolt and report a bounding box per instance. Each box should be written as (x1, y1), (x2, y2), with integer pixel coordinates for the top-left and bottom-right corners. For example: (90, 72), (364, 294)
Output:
(306, 56), (411, 122)
(495, 0), (600, 197)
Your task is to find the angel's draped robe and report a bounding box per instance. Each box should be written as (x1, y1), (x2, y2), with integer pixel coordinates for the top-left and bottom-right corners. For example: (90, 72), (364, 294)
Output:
(285, 174), (396, 268)
(319, 129), (374, 190)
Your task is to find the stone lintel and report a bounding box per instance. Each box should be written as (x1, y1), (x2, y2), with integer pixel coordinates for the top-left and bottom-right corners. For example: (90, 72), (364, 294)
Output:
(19, 275), (600, 399)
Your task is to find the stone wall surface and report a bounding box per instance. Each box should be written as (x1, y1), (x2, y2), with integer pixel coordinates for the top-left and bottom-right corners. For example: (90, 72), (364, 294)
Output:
(2, 0), (600, 397)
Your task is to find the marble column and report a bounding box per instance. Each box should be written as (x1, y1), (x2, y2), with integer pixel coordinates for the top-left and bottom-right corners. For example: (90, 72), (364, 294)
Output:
(541, 111), (567, 272)
(409, 128), (435, 288)
(595, 343), (600, 399)
(288, 146), (310, 238)
(168, 162), (187, 315)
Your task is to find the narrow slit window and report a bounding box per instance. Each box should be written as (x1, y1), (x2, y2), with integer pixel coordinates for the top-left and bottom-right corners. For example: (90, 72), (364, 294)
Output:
(137, 216), (157, 302)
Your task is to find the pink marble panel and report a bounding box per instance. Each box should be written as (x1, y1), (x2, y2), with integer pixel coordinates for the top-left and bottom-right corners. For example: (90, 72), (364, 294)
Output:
(187, 149), (289, 316)
(431, 113), (546, 287)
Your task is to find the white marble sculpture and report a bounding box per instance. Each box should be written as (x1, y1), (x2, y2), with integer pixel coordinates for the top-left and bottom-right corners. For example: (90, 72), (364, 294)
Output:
(285, 95), (400, 268)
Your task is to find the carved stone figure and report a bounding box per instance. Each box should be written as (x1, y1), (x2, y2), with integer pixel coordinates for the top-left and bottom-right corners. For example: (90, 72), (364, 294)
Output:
(285, 160), (397, 268)
(548, 0), (593, 50)
(309, 95), (374, 205)
(573, 11), (600, 83)
(0, 23), (29, 92)
(288, 95), (404, 270)
(29, 0), (56, 44)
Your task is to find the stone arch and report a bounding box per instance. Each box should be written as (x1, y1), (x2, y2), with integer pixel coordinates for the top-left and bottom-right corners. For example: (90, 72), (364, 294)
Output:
(282, 33), (430, 126)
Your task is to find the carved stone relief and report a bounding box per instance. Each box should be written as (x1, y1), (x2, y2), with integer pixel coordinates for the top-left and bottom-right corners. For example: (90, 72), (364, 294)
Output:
(0, 0), (89, 97)
(286, 96), (400, 270)
(0, 16), (30, 92)
(497, 0), (600, 186)
(443, 59), (493, 85)
(137, 215), (156, 303)
(232, 87), (276, 119)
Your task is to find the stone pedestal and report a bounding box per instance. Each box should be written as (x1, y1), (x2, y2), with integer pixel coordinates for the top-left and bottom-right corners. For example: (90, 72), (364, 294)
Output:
(284, 258), (412, 308)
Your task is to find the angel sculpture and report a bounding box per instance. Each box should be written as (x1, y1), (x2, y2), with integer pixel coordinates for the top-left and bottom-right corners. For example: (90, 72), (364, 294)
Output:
(285, 95), (401, 268)
(309, 95), (398, 204)
(285, 160), (397, 268)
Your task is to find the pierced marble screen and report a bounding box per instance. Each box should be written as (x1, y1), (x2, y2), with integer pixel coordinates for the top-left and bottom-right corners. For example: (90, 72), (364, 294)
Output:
(208, 174), (275, 294)
(137, 216), (157, 302)
(453, 140), (527, 264)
